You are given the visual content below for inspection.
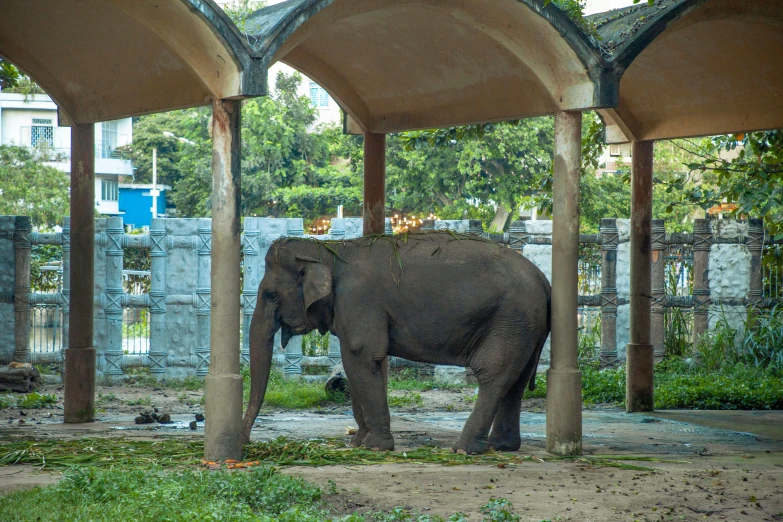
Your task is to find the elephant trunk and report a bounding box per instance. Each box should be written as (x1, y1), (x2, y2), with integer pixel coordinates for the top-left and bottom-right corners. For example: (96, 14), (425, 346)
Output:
(241, 311), (277, 444)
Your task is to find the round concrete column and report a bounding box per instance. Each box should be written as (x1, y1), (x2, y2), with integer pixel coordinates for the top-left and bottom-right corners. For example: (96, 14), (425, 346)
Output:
(204, 99), (244, 461)
(64, 123), (96, 423)
(546, 110), (582, 456)
(363, 132), (386, 236)
(626, 140), (654, 412)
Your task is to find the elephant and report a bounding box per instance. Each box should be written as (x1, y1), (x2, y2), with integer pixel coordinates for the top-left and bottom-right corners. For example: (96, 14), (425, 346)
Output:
(242, 232), (551, 455)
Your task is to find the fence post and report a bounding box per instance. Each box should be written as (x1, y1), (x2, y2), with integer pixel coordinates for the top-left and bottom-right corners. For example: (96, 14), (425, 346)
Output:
(285, 220), (304, 378)
(692, 218), (712, 350)
(747, 218), (764, 323)
(599, 218), (618, 367)
(13, 216), (31, 363)
(651, 219), (666, 362)
(326, 220), (345, 367)
(468, 219), (483, 236)
(241, 220), (260, 367)
(102, 216), (125, 376)
(196, 219), (212, 377)
(148, 219), (167, 376)
(61, 217), (70, 360)
(509, 220), (528, 256)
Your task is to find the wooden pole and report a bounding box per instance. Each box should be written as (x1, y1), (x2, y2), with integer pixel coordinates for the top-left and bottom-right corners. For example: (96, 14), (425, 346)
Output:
(363, 133), (386, 236)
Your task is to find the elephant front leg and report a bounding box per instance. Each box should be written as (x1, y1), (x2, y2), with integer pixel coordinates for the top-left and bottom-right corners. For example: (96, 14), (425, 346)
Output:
(349, 357), (388, 447)
(342, 348), (394, 451)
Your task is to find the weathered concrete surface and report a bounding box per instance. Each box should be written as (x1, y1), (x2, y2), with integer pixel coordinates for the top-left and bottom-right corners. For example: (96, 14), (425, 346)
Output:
(709, 244), (750, 299)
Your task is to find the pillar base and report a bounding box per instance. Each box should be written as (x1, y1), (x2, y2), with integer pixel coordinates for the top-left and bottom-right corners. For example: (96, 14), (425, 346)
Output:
(626, 343), (654, 412)
(64, 347), (96, 423)
(546, 368), (582, 456)
(204, 373), (244, 461)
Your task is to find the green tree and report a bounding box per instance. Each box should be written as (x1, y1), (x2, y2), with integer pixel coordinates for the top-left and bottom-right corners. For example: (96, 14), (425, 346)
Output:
(0, 145), (69, 228)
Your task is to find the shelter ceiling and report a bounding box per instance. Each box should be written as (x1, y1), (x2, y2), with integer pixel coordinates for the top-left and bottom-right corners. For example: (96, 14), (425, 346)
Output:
(598, 0), (783, 143)
(0, 0), (261, 125)
(247, 0), (611, 133)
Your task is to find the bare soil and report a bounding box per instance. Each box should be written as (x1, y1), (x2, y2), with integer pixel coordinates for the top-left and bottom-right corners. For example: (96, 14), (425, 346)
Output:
(1, 382), (782, 521)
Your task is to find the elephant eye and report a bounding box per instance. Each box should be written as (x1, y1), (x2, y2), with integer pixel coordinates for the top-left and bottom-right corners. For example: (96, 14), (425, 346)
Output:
(264, 291), (278, 301)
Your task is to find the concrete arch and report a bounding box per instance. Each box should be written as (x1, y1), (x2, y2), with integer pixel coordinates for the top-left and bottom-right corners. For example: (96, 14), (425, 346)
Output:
(597, 0), (783, 143)
(0, 0), (262, 125)
(246, 0), (615, 133)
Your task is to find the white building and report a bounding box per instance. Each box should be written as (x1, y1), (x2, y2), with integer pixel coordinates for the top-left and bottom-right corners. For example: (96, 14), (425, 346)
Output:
(0, 92), (133, 215)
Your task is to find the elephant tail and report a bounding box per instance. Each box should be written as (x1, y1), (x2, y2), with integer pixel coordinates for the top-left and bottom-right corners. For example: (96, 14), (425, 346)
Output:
(527, 289), (550, 392)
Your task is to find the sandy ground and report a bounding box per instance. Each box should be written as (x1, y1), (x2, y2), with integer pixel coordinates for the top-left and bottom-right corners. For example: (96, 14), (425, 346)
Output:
(1, 382), (782, 521)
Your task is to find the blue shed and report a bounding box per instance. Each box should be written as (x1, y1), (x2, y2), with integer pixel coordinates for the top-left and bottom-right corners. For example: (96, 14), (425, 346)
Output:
(118, 184), (171, 229)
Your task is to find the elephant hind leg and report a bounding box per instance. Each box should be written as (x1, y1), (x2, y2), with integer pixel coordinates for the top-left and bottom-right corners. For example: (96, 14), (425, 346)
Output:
(453, 340), (524, 454)
(488, 371), (528, 451)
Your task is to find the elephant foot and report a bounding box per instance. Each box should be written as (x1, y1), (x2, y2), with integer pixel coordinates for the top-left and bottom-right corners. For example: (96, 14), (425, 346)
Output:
(362, 432), (394, 451)
(350, 428), (368, 447)
(452, 437), (490, 455)
(488, 435), (521, 452)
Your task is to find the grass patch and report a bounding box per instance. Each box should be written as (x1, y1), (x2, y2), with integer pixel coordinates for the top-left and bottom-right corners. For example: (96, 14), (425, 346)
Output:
(527, 358), (783, 410)
(0, 392), (58, 409)
(0, 436), (681, 472)
(125, 395), (154, 407)
(242, 366), (348, 410)
(388, 391), (424, 408)
(388, 368), (467, 392)
(0, 465), (326, 522)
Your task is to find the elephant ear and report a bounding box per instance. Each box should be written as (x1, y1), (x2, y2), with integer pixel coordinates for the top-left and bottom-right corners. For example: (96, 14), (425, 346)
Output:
(297, 256), (333, 311)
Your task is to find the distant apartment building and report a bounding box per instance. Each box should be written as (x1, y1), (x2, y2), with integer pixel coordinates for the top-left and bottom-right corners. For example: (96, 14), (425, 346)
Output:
(0, 92), (133, 216)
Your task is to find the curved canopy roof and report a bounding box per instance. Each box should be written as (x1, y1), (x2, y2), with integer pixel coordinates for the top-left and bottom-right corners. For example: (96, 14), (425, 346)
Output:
(245, 0), (615, 134)
(0, 0), (264, 125)
(595, 0), (783, 143)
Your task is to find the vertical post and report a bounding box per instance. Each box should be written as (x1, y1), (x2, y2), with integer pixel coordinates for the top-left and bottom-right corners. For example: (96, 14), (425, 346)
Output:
(692, 218), (712, 350)
(241, 220), (260, 367)
(196, 218), (212, 376)
(626, 140), (654, 412)
(205, 99), (243, 461)
(327, 218), (343, 368)
(546, 110), (582, 456)
(747, 218), (764, 323)
(363, 132), (386, 236)
(13, 216), (31, 363)
(65, 123), (96, 423)
(651, 219), (666, 362)
(599, 218), (618, 367)
(103, 216), (124, 376)
(61, 217), (70, 360)
(509, 220), (528, 256)
(148, 219), (167, 375)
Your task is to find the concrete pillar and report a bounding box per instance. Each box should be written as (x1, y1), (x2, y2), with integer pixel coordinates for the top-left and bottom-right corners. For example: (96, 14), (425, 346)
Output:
(148, 218), (167, 375)
(651, 219), (666, 362)
(599, 218), (618, 367)
(103, 216), (124, 376)
(64, 123), (96, 423)
(13, 216), (31, 363)
(205, 99), (243, 461)
(546, 110), (582, 456)
(692, 218), (712, 350)
(196, 219), (212, 376)
(363, 132), (386, 236)
(626, 140), (654, 413)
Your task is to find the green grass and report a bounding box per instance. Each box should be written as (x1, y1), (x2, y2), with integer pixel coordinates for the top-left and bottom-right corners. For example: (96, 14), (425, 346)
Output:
(388, 368), (467, 392)
(125, 395), (154, 407)
(526, 358), (783, 410)
(0, 461), (531, 522)
(242, 367), (348, 410)
(388, 391), (424, 408)
(0, 392), (58, 409)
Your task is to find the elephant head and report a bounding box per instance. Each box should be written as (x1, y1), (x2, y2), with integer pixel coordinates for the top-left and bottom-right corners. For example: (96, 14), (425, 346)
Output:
(241, 240), (334, 443)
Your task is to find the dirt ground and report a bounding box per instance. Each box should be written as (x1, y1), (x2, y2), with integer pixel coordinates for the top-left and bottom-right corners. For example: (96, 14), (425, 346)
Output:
(1, 382), (782, 521)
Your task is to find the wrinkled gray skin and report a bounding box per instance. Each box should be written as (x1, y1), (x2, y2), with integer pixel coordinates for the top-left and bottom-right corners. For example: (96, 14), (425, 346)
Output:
(242, 233), (551, 454)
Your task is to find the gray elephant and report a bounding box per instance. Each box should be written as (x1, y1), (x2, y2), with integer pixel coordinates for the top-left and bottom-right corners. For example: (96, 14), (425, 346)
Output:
(242, 232), (551, 454)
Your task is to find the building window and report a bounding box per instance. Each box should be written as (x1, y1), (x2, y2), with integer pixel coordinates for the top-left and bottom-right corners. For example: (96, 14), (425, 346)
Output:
(309, 81), (330, 108)
(101, 120), (119, 158)
(31, 118), (54, 148)
(608, 143), (621, 157)
(101, 179), (118, 201)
